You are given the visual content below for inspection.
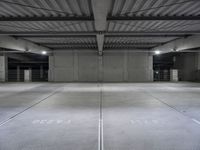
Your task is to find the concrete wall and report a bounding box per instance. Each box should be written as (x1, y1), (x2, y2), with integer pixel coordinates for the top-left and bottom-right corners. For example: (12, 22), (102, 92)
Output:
(49, 50), (153, 82)
(0, 55), (7, 82)
(103, 51), (124, 82)
(174, 52), (200, 81)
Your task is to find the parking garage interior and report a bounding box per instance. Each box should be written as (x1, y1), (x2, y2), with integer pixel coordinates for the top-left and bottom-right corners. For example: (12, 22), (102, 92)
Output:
(0, 0), (200, 150)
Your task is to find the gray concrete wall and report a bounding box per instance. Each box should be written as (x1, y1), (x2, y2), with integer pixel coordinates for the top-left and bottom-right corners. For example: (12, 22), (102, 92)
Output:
(127, 52), (153, 82)
(103, 51), (124, 82)
(78, 51), (99, 82)
(174, 52), (200, 81)
(49, 50), (153, 82)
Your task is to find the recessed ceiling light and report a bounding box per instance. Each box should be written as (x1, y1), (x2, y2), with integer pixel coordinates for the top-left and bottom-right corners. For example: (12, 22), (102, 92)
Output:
(155, 50), (160, 55)
(42, 51), (47, 55)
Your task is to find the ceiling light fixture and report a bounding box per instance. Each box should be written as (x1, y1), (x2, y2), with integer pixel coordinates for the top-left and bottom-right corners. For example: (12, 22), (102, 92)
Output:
(42, 51), (47, 55)
(155, 50), (160, 55)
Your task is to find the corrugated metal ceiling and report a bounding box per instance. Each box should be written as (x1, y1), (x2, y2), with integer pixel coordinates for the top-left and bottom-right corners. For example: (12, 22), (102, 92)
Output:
(0, 0), (200, 50)
(0, 0), (92, 17)
(109, 0), (200, 16)
(108, 20), (200, 32)
(0, 21), (95, 32)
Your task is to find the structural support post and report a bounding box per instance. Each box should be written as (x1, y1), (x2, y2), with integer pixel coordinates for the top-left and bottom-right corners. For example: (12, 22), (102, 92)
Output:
(0, 55), (8, 82)
(195, 52), (200, 81)
(73, 50), (79, 81)
(24, 68), (32, 82)
(92, 0), (111, 56)
(123, 50), (128, 81)
(48, 55), (54, 82)
(17, 65), (20, 82)
(97, 34), (104, 56)
(197, 53), (200, 70)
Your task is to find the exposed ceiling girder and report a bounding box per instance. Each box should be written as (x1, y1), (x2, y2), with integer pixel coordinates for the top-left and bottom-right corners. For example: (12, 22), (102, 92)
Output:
(41, 43), (97, 45)
(108, 16), (200, 21)
(152, 35), (200, 53)
(42, 42), (161, 46)
(0, 36), (51, 54)
(1, 15), (200, 22)
(0, 31), (195, 37)
(92, 0), (111, 56)
(0, 16), (93, 21)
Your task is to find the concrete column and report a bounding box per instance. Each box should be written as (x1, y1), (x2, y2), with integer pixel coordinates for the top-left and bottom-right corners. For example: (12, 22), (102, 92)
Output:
(73, 50), (79, 81)
(196, 52), (200, 81)
(48, 55), (54, 82)
(148, 54), (154, 81)
(17, 65), (20, 82)
(197, 52), (200, 70)
(24, 68), (32, 82)
(0, 55), (8, 82)
(123, 50), (128, 81)
(170, 69), (179, 82)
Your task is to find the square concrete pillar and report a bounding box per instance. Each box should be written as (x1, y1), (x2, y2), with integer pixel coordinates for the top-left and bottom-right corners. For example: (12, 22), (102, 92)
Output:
(170, 69), (179, 82)
(24, 69), (32, 82)
(197, 52), (200, 70)
(196, 53), (200, 81)
(48, 55), (54, 82)
(17, 65), (20, 82)
(0, 55), (8, 82)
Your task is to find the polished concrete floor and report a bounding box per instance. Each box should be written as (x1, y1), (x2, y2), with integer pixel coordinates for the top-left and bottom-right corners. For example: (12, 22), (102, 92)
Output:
(0, 82), (200, 150)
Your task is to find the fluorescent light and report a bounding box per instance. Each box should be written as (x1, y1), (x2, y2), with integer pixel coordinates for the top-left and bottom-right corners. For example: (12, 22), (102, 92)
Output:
(155, 50), (160, 55)
(42, 51), (47, 55)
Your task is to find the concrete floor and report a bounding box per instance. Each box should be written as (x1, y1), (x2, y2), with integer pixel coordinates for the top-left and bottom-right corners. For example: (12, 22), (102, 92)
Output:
(0, 82), (200, 150)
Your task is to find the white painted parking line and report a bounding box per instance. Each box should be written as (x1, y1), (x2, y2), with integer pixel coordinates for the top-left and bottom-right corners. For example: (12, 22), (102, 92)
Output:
(0, 86), (63, 127)
(192, 118), (200, 125)
(98, 83), (104, 150)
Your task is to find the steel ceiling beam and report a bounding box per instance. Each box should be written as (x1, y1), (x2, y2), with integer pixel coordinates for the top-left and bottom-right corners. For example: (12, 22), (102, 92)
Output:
(104, 47), (152, 50)
(43, 43), (97, 46)
(108, 16), (200, 21)
(42, 42), (160, 45)
(0, 35), (51, 54)
(92, 0), (111, 56)
(31, 42), (98, 48)
(16, 35), (96, 38)
(152, 35), (200, 53)
(18, 35), (184, 38)
(52, 47), (97, 50)
(52, 47), (97, 49)
(1, 15), (200, 22)
(0, 31), (196, 36)
(0, 16), (94, 21)
(52, 47), (152, 50)
(0, 31), (96, 36)
(104, 31), (194, 36)
(104, 43), (162, 46)
(105, 35), (185, 38)
(49, 46), (164, 50)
